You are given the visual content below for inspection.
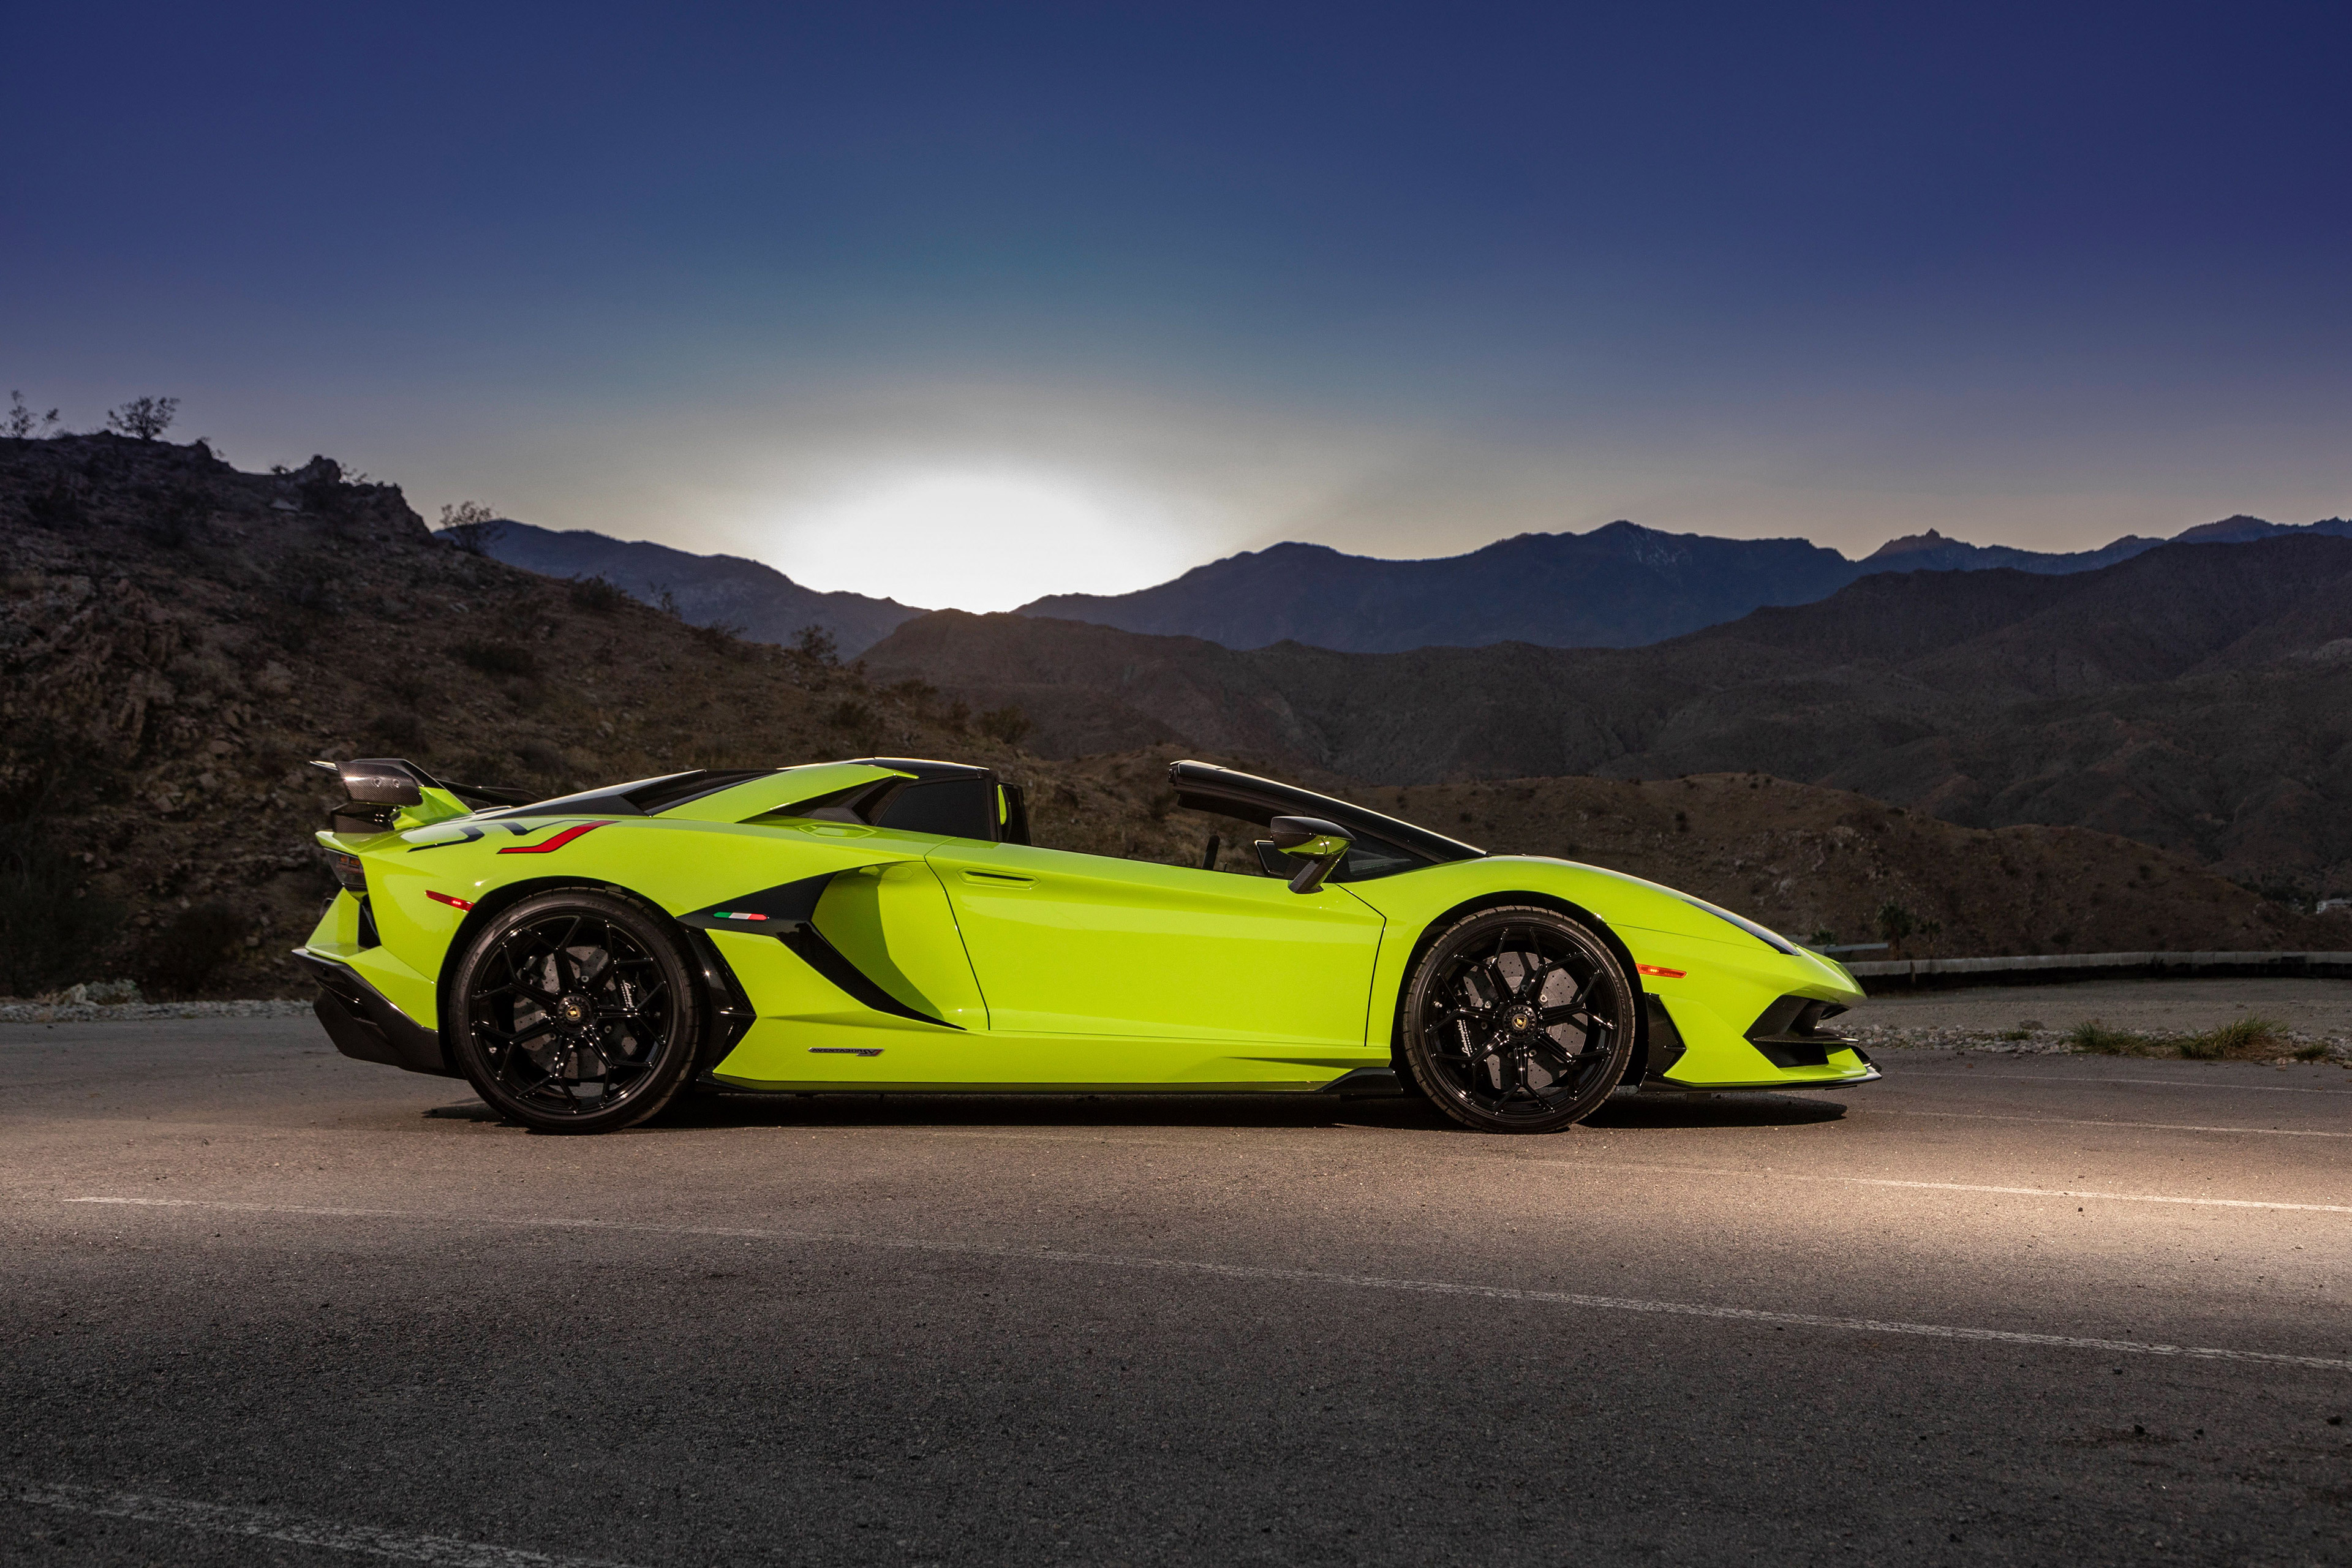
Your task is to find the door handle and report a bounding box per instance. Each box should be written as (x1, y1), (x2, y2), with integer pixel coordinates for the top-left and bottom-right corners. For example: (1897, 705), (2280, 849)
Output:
(960, 870), (1035, 888)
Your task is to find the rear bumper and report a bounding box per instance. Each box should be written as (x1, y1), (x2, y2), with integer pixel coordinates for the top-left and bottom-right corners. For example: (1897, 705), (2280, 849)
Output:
(292, 949), (455, 1077)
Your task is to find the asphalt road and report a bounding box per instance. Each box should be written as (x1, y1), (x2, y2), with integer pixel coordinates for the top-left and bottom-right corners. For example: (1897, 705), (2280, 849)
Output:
(4, 1013), (2348, 1566)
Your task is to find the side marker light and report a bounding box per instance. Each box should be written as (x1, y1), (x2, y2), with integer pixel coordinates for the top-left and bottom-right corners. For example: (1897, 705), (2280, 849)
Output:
(1636, 963), (1687, 979)
(496, 821), (613, 855)
(428, 891), (475, 911)
(712, 911), (769, 921)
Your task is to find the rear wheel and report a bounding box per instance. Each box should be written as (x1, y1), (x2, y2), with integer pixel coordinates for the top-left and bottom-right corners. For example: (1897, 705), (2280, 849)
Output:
(448, 889), (703, 1133)
(1400, 905), (1636, 1133)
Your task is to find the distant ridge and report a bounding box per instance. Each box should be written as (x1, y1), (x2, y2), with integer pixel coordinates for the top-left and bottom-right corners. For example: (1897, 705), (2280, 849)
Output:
(1858, 528), (2164, 573)
(1012, 516), (2351, 654)
(464, 520), (925, 657)
(1016, 522), (1858, 652)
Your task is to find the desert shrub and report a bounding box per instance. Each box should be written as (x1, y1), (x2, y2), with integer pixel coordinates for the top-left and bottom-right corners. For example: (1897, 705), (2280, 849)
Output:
(105, 395), (178, 441)
(791, 624), (840, 666)
(6, 391), (61, 440)
(883, 677), (937, 706)
(2067, 1019), (2147, 1055)
(2178, 1016), (2286, 1061)
(453, 641), (541, 679)
(0, 824), (123, 995)
(691, 619), (745, 653)
(568, 574), (628, 613)
(141, 899), (246, 998)
(438, 501), (503, 556)
(977, 704), (1033, 747)
(2292, 1041), (2332, 1062)
(826, 698), (874, 732)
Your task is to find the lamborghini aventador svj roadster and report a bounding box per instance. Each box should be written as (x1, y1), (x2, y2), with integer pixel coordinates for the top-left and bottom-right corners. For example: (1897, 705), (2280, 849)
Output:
(296, 756), (1877, 1134)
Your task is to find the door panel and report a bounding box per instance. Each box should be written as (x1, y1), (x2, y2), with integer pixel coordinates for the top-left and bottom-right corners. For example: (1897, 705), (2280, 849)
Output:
(925, 842), (1384, 1046)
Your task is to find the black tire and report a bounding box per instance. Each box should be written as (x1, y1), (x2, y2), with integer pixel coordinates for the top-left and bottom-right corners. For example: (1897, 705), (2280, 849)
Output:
(1399, 905), (1637, 1133)
(447, 889), (704, 1134)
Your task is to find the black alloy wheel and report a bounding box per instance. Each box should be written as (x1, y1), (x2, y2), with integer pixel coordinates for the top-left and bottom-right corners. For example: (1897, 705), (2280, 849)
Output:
(448, 889), (703, 1133)
(1400, 905), (1637, 1133)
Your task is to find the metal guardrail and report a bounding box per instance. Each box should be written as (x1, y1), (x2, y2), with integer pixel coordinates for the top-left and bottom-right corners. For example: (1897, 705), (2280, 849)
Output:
(1845, 950), (2352, 992)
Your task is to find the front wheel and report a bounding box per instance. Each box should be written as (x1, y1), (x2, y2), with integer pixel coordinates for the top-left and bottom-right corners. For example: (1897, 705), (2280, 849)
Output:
(447, 889), (704, 1133)
(1400, 905), (1637, 1133)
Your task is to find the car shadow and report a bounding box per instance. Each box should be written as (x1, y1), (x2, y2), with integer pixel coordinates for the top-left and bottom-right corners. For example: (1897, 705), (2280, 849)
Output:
(1586, 1092), (1851, 1129)
(429, 1085), (1853, 1135)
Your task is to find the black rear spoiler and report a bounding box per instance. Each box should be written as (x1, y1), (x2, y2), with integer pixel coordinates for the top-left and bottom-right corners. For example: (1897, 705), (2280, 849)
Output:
(309, 757), (534, 830)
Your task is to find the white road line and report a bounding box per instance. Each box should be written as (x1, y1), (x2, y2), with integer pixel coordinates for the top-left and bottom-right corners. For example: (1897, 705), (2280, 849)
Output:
(773, 1125), (2352, 1213)
(60, 1196), (2352, 1373)
(1815, 1177), (2352, 1213)
(1871, 1109), (2352, 1138)
(7, 1480), (637, 1567)
(1895, 1071), (2352, 1096)
(1506, 1159), (2352, 1214)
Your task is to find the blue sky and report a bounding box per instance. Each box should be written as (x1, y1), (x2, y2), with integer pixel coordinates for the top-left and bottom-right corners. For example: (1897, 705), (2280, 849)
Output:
(6, 2), (2347, 609)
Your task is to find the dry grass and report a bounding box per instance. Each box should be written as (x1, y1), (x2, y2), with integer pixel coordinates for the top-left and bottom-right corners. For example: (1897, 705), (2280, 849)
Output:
(2067, 1015), (2293, 1060)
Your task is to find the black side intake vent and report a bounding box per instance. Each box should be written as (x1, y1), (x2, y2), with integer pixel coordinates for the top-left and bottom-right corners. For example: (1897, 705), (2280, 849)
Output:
(1744, 996), (1856, 1068)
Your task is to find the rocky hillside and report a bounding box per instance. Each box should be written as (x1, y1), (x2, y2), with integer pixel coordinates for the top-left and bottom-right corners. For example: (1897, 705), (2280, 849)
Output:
(1370, 772), (2345, 960)
(864, 536), (2352, 891)
(0, 436), (1167, 998)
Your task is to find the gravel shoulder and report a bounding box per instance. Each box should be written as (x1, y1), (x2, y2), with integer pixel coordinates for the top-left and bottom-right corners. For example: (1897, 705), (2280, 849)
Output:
(1845, 976), (2352, 1060)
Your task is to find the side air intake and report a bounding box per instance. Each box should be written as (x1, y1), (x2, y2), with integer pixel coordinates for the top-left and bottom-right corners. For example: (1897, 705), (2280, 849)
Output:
(1744, 996), (1856, 1069)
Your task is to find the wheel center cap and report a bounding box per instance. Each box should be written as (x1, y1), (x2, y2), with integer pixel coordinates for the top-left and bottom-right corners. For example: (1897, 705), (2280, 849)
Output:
(557, 994), (591, 1026)
(1506, 1006), (1537, 1033)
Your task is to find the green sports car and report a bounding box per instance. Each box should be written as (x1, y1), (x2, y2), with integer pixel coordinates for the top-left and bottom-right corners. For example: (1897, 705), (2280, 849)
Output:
(296, 755), (1877, 1134)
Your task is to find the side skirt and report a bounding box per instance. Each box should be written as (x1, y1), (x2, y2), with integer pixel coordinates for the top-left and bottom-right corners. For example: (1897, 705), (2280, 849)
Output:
(704, 1077), (1362, 1096)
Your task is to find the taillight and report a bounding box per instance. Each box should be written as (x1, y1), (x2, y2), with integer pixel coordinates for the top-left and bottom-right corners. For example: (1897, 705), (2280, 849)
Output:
(326, 851), (368, 892)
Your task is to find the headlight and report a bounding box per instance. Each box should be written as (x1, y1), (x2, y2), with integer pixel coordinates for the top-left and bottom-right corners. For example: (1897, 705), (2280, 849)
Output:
(1683, 897), (1803, 956)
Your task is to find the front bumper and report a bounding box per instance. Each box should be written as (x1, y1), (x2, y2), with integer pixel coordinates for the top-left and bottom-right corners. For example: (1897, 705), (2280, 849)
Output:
(1643, 1047), (1881, 1093)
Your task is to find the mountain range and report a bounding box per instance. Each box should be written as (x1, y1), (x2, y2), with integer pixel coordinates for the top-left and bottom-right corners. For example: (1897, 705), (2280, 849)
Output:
(1017, 516), (2352, 652)
(862, 535), (2352, 891)
(469, 511), (2352, 658)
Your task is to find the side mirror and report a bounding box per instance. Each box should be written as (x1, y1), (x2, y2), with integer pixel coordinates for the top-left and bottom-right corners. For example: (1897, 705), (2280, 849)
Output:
(1267, 815), (1351, 894)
